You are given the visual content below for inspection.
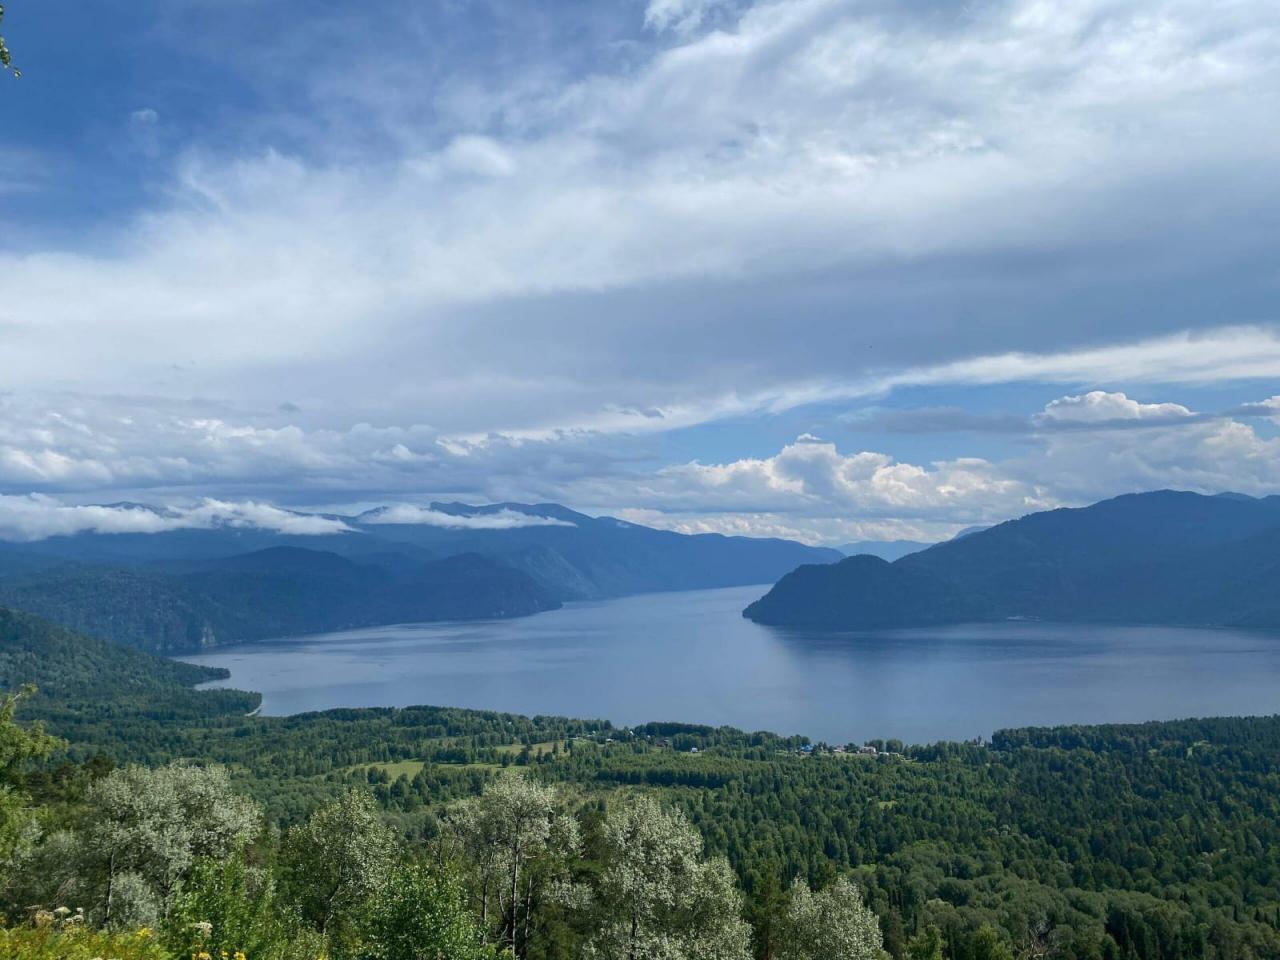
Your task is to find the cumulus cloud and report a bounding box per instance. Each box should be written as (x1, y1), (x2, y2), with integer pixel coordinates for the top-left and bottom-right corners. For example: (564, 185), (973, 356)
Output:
(630, 438), (1048, 524)
(0, 495), (352, 543)
(1233, 396), (1280, 420)
(358, 505), (575, 529)
(1032, 406), (1280, 503)
(1038, 391), (1193, 423)
(585, 390), (1280, 544)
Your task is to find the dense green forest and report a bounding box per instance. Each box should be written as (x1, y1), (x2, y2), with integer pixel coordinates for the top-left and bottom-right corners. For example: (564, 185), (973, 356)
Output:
(3, 605), (1280, 958)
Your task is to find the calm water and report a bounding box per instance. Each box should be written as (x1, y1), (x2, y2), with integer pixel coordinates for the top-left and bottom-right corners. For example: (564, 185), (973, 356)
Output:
(181, 584), (1280, 744)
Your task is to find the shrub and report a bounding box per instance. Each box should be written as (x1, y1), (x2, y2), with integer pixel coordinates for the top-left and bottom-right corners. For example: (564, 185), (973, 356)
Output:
(0, 921), (166, 959)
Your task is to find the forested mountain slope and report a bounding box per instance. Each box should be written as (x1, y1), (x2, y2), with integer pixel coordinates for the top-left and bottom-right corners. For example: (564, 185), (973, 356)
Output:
(746, 490), (1280, 629)
(0, 549), (559, 653)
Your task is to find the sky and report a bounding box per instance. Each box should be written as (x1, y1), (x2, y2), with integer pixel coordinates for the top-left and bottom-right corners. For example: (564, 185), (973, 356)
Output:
(0, 0), (1278, 545)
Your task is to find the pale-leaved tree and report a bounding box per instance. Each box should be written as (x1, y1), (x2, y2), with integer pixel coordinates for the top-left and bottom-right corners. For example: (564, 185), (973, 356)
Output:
(778, 876), (885, 960)
(81, 762), (261, 926)
(446, 773), (577, 957)
(584, 795), (751, 960)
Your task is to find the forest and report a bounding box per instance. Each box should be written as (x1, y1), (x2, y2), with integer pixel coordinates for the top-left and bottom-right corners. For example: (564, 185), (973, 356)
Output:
(3, 605), (1280, 959)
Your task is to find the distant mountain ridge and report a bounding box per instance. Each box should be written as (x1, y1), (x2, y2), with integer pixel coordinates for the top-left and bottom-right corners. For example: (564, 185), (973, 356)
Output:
(0, 501), (839, 652)
(745, 490), (1280, 630)
(837, 540), (932, 562)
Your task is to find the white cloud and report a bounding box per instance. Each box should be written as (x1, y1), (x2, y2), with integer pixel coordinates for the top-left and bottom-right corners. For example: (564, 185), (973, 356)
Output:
(586, 391), (1280, 543)
(441, 327), (1280, 449)
(4, 0), (1280, 540)
(897, 328), (1280, 394)
(1032, 406), (1280, 502)
(635, 436), (1048, 523)
(435, 135), (517, 178)
(185, 500), (353, 536)
(358, 505), (575, 529)
(0, 495), (352, 543)
(644, 0), (735, 34)
(2, 0), (1278, 441)
(1239, 396), (1280, 421)
(1038, 390), (1192, 423)
(0, 390), (1273, 546)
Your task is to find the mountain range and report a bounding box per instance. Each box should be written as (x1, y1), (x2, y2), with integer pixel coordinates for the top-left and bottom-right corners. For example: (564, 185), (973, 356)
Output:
(0, 502), (838, 652)
(745, 490), (1280, 630)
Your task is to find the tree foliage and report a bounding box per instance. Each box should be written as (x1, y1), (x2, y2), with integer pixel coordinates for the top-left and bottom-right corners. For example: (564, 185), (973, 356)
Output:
(0, 685), (59, 869)
(0, 4), (16, 78)
(164, 848), (316, 960)
(446, 774), (577, 956)
(584, 795), (751, 960)
(280, 789), (397, 954)
(360, 861), (495, 960)
(778, 876), (883, 960)
(80, 763), (261, 925)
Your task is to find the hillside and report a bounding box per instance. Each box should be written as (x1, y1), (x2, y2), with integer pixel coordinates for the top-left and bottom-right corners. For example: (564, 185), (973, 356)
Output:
(0, 605), (258, 743)
(0, 501), (837, 652)
(0, 549), (560, 654)
(745, 490), (1280, 629)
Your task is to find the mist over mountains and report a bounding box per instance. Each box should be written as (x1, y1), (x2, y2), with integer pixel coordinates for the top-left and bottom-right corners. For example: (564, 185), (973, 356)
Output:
(746, 491), (1280, 630)
(0, 501), (837, 652)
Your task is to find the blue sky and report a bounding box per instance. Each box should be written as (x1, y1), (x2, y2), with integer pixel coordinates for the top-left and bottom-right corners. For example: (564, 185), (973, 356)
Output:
(1, 0), (1278, 544)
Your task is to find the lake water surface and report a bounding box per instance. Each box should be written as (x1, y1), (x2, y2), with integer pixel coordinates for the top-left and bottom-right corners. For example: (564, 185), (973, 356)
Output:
(181, 584), (1280, 744)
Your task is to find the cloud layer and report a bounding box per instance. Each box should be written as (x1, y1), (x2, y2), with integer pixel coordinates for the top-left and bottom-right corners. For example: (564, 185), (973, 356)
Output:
(4, 0), (1279, 540)
(0, 496), (352, 543)
(0, 388), (1275, 545)
(5, 0), (1279, 427)
(359, 505), (575, 529)
(610, 391), (1280, 542)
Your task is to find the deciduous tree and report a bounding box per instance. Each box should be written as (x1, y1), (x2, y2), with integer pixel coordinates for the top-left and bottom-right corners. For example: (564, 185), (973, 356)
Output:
(778, 876), (883, 960)
(81, 762), (260, 926)
(360, 861), (495, 960)
(0, 686), (59, 871)
(446, 774), (574, 957)
(585, 794), (751, 960)
(280, 789), (397, 954)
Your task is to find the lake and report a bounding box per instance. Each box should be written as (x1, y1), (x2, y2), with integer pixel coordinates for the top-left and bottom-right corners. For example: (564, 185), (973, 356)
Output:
(180, 584), (1280, 744)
